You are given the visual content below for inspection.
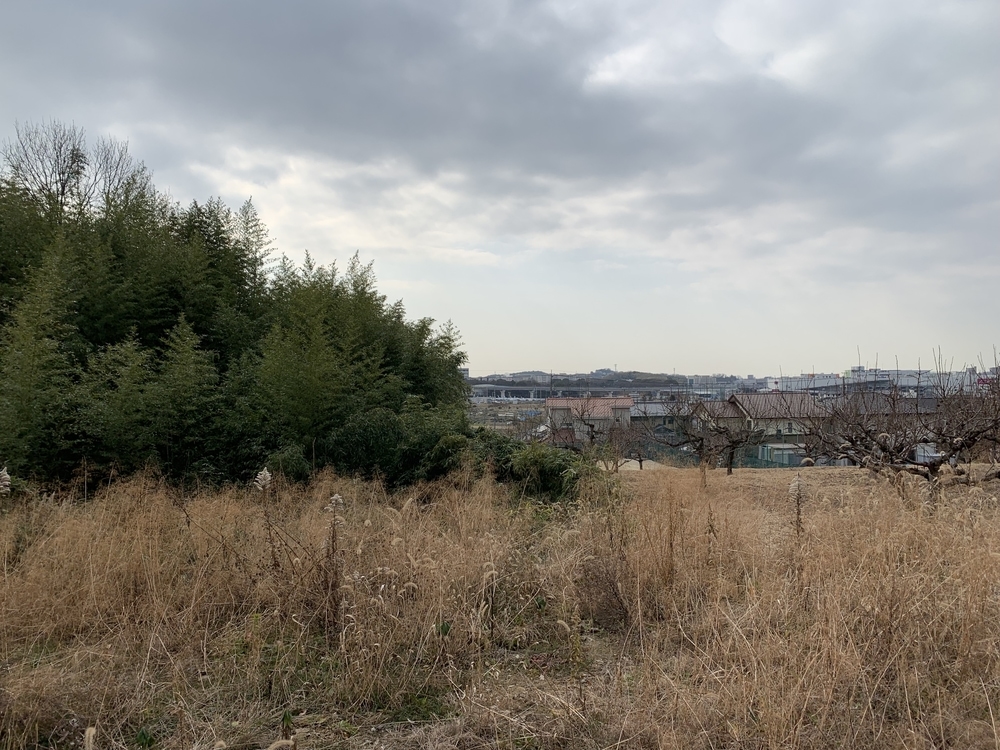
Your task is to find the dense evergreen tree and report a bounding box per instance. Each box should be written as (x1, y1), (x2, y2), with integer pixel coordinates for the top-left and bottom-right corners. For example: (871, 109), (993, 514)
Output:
(0, 244), (80, 476)
(146, 318), (220, 476)
(0, 182), (54, 327)
(79, 336), (156, 473)
(0, 121), (469, 485)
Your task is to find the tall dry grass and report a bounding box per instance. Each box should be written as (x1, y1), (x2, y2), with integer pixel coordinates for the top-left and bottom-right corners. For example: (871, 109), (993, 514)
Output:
(533, 467), (1000, 749)
(1, 466), (999, 748)
(0, 469), (584, 748)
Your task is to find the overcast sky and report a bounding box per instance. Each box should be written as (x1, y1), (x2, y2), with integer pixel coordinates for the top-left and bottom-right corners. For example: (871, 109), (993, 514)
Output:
(2, 0), (997, 376)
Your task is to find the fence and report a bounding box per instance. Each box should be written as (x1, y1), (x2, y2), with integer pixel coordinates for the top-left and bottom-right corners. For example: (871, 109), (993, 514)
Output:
(643, 443), (803, 469)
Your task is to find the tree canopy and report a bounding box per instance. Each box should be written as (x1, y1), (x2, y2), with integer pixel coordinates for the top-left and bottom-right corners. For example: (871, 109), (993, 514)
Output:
(0, 121), (469, 484)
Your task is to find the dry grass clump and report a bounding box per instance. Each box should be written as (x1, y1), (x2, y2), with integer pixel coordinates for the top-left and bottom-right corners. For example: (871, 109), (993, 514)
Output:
(0, 470), (573, 748)
(525, 467), (1000, 749)
(2, 466), (1000, 748)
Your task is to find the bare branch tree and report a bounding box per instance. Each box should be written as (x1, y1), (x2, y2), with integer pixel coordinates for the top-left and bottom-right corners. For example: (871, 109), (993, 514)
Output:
(2, 121), (90, 216)
(801, 356), (1000, 492)
(634, 394), (775, 474)
(1, 120), (148, 219)
(545, 396), (634, 470)
(90, 135), (150, 212)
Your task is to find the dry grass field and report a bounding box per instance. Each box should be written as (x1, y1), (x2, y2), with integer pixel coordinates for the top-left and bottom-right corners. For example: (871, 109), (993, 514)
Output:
(2, 465), (1000, 749)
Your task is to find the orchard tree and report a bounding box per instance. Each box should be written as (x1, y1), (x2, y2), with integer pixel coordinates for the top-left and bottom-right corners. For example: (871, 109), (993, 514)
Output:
(799, 359), (1000, 494)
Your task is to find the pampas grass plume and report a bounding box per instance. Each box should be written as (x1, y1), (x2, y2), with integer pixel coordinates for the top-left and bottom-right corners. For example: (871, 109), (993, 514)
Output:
(253, 467), (272, 492)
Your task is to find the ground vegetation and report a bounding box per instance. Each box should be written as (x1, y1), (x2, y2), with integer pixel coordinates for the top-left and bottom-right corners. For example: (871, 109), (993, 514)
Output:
(2, 466), (1000, 748)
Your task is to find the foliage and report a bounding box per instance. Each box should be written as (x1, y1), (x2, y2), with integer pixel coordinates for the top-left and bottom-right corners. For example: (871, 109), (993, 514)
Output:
(0, 121), (469, 486)
(332, 407), (405, 479)
(0, 245), (80, 477)
(470, 429), (592, 502)
(79, 336), (157, 473)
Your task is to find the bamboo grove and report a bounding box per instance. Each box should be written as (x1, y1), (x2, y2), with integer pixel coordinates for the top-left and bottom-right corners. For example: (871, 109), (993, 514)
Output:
(0, 121), (471, 486)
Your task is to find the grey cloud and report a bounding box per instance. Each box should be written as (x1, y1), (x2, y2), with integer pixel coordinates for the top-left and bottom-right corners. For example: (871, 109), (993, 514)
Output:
(1, 0), (997, 371)
(4, 1), (994, 210)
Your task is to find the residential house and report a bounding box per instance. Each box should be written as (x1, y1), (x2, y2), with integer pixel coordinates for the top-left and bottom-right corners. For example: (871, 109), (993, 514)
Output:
(545, 397), (633, 448)
(690, 393), (826, 466)
(630, 400), (694, 440)
(690, 399), (746, 433)
(729, 393), (826, 443)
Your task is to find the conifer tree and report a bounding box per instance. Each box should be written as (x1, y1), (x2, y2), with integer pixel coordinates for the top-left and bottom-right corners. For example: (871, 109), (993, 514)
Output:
(146, 317), (219, 476)
(0, 244), (79, 476)
(79, 336), (155, 472)
(0, 120), (473, 486)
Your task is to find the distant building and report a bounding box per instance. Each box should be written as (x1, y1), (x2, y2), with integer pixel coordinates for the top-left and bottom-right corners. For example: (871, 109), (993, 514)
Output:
(630, 400), (693, 438)
(545, 397), (633, 448)
(509, 371), (551, 384)
(729, 392), (825, 442)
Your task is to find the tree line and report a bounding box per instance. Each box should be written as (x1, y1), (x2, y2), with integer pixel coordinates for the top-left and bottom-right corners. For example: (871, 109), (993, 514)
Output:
(0, 121), (473, 487)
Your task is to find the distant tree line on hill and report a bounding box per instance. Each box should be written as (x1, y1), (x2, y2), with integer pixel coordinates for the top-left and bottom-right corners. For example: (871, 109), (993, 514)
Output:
(0, 121), (480, 488)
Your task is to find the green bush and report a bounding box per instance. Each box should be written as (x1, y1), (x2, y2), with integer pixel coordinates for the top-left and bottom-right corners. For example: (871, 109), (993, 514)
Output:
(469, 429), (591, 503)
(510, 441), (589, 502)
(266, 443), (312, 482)
(331, 407), (404, 478)
(468, 429), (521, 482)
(417, 432), (469, 481)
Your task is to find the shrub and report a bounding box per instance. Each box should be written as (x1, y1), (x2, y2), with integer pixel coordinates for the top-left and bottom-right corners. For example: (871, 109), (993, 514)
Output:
(266, 443), (311, 481)
(469, 429), (592, 503)
(417, 432), (469, 481)
(331, 407), (405, 478)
